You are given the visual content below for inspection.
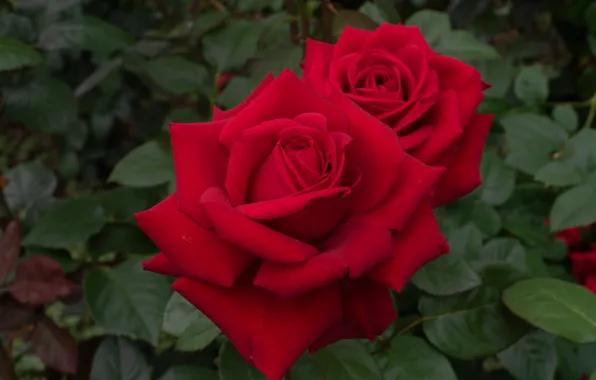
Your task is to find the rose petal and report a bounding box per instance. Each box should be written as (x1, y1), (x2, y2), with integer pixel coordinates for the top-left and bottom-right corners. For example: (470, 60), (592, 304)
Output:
(585, 275), (596, 294)
(220, 70), (348, 149)
(213, 74), (275, 121)
(172, 276), (341, 380)
(254, 222), (393, 297)
(303, 39), (335, 96)
(135, 195), (255, 287)
(333, 26), (373, 59)
(367, 201), (449, 291)
(171, 121), (228, 227)
(432, 114), (493, 206)
(350, 154), (444, 230)
(570, 251), (596, 284)
(328, 91), (403, 213)
(200, 187), (319, 263)
(142, 252), (179, 277)
(364, 24), (433, 56)
(310, 278), (396, 352)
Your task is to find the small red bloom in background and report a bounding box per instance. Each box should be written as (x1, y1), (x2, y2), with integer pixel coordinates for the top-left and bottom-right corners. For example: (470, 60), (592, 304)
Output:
(217, 73), (233, 93)
(302, 24), (492, 206)
(137, 69), (451, 379)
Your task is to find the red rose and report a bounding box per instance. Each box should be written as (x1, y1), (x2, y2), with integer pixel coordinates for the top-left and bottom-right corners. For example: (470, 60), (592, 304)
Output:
(137, 70), (448, 379)
(570, 243), (596, 294)
(302, 24), (493, 205)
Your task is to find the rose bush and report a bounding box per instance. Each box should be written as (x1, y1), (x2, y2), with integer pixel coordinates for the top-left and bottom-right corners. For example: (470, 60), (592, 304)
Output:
(136, 70), (450, 379)
(302, 24), (493, 205)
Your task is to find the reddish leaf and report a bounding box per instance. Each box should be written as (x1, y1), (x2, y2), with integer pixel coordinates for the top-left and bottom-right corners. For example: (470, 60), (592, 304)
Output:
(0, 344), (15, 380)
(8, 255), (77, 306)
(0, 296), (38, 332)
(0, 221), (21, 284)
(30, 317), (78, 374)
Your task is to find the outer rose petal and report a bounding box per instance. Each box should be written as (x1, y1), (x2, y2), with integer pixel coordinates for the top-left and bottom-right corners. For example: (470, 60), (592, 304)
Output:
(328, 91), (403, 213)
(303, 39), (334, 96)
(349, 154), (444, 230)
(332, 26), (373, 58)
(585, 276), (596, 294)
(172, 276), (342, 380)
(213, 74), (275, 121)
(363, 24), (433, 56)
(135, 194), (255, 287)
(254, 222), (393, 297)
(432, 114), (493, 206)
(170, 121), (228, 227)
(368, 201), (449, 292)
(309, 278), (396, 352)
(219, 70), (348, 149)
(200, 187), (319, 263)
(570, 251), (596, 284)
(142, 252), (179, 277)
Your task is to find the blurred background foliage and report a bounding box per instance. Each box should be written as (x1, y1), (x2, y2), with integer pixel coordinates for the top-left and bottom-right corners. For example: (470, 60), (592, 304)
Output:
(1, 0), (596, 379)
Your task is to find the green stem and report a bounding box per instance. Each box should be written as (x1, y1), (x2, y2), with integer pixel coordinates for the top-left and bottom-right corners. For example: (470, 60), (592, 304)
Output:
(583, 93), (596, 129)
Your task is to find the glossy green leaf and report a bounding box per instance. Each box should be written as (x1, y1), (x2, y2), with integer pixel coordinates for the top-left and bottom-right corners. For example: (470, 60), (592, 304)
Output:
(469, 201), (502, 237)
(217, 77), (255, 109)
(3, 162), (57, 213)
(162, 293), (201, 337)
(309, 341), (384, 380)
(480, 150), (516, 206)
(478, 238), (527, 270)
(219, 341), (268, 380)
(557, 340), (596, 380)
(412, 254), (481, 296)
(374, 0), (400, 23)
(405, 10), (451, 46)
(159, 366), (218, 380)
(90, 337), (150, 380)
(176, 314), (221, 351)
(552, 105), (579, 132)
(435, 30), (500, 61)
(203, 20), (262, 71)
(378, 335), (457, 380)
(497, 330), (557, 380)
(23, 197), (106, 249)
(503, 278), (596, 343)
(359, 2), (387, 24)
(84, 258), (172, 345)
(514, 65), (549, 105)
(448, 224), (483, 260)
(145, 57), (208, 95)
(549, 185), (596, 231)
(108, 141), (174, 188)
(88, 223), (157, 257)
(0, 35), (42, 71)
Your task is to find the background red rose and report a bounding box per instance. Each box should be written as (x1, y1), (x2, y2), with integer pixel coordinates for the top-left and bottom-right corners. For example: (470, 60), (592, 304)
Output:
(137, 70), (448, 379)
(302, 24), (493, 206)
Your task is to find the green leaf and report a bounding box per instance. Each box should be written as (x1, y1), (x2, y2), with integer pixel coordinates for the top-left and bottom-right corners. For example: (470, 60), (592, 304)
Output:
(108, 141), (174, 188)
(84, 258), (172, 345)
(176, 314), (221, 351)
(193, 10), (228, 36)
(3, 162), (57, 213)
(497, 330), (557, 380)
(217, 77), (255, 109)
(478, 238), (527, 270)
(145, 57), (208, 95)
(405, 10), (451, 46)
(159, 366), (218, 380)
(88, 223), (157, 257)
(203, 20), (262, 71)
(219, 341), (268, 380)
(591, 372), (596, 380)
(420, 287), (528, 359)
(0, 35), (42, 71)
(501, 113), (566, 175)
(447, 224), (483, 260)
(359, 2), (388, 24)
(503, 278), (596, 344)
(412, 254), (481, 296)
(435, 30), (500, 61)
(90, 337), (150, 380)
(557, 340), (596, 380)
(250, 45), (303, 80)
(23, 197), (106, 250)
(514, 65), (549, 105)
(375, 0), (401, 23)
(552, 105), (579, 132)
(535, 160), (583, 187)
(333, 10), (378, 37)
(162, 293), (201, 337)
(3, 77), (78, 134)
(476, 59), (515, 98)
(549, 185), (596, 231)
(480, 150), (516, 206)
(92, 188), (153, 222)
(309, 341), (384, 380)
(377, 336), (457, 380)
(469, 201), (502, 238)
(38, 20), (83, 51)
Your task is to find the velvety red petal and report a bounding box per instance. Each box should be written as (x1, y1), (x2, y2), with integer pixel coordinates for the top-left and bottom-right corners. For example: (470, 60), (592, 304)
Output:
(430, 55), (484, 126)
(432, 114), (493, 206)
(367, 201), (449, 292)
(585, 275), (596, 294)
(570, 251), (596, 284)
(310, 278), (396, 352)
(364, 24), (433, 56)
(135, 195), (255, 287)
(328, 91), (403, 213)
(213, 74), (275, 121)
(302, 39), (335, 96)
(333, 26), (373, 59)
(142, 252), (179, 277)
(200, 187), (319, 263)
(170, 121), (228, 228)
(349, 154), (444, 230)
(254, 222), (393, 297)
(219, 70), (348, 149)
(172, 276), (342, 380)
(413, 90), (463, 163)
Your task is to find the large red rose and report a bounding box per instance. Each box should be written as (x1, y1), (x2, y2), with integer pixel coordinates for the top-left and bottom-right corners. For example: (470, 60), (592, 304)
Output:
(302, 24), (493, 205)
(137, 70), (448, 379)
